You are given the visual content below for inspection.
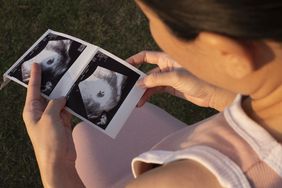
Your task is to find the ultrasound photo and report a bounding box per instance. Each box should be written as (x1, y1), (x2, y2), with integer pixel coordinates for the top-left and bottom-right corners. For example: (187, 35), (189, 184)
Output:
(3, 30), (145, 138)
(66, 51), (140, 130)
(8, 33), (86, 95)
(79, 66), (127, 125)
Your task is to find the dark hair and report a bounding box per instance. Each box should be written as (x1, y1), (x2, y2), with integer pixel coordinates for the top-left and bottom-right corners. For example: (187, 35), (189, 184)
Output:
(140, 0), (282, 41)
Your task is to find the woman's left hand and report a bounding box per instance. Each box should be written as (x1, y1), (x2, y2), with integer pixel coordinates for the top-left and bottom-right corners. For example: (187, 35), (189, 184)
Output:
(127, 51), (236, 111)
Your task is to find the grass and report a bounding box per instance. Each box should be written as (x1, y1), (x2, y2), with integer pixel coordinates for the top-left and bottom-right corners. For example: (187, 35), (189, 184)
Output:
(0, 0), (217, 187)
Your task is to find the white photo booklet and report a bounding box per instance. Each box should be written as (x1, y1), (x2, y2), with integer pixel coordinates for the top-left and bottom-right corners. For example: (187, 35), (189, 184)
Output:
(1, 30), (146, 138)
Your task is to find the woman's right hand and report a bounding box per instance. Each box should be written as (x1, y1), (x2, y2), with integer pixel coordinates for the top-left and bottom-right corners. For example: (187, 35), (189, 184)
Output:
(23, 64), (84, 188)
(127, 51), (236, 111)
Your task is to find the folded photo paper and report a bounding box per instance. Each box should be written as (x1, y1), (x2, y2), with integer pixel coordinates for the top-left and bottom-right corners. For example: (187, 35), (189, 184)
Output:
(2, 30), (146, 138)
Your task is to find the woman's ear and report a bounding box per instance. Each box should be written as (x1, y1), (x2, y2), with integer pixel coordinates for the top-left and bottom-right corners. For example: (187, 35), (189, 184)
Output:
(197, 32), (255, 79)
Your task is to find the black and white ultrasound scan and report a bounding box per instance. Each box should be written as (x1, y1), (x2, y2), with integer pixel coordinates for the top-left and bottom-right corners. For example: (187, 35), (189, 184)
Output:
(8, 33), (86, 95)
(66, 51), (140, 129)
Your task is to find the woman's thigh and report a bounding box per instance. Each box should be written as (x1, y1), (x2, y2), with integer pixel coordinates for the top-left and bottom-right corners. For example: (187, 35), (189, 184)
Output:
(73, 102), (187, 188)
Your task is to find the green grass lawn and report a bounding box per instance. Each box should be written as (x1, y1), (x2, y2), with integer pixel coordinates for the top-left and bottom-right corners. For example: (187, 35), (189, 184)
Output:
(0, 0), (216, 187)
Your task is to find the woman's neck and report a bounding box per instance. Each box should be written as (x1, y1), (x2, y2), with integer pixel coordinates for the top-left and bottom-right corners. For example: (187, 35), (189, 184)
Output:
(242, 85), (282, 142)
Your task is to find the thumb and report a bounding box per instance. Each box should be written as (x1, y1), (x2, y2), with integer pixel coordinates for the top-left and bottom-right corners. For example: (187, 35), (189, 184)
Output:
(138, 71), (179, 88)
(44, 97), (66, 116)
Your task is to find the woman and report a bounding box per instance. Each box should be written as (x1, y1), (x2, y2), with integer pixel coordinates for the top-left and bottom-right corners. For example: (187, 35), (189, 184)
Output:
(23, 0), (282, 187)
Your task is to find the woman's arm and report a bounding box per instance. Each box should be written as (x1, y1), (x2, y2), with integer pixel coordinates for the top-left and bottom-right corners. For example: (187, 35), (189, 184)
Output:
(126, 159), (223, 188)
(39, 161), (84, 188)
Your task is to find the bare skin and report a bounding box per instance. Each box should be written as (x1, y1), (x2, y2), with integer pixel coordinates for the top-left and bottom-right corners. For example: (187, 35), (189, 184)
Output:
(126, 160), (222, 188)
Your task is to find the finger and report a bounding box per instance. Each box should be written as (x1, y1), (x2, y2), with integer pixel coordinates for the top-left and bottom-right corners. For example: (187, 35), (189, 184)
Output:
(44, 97), (66, 117)
(136, 68), (161, 88)
(61, 109), (72, 128)
(40, 97), (48, 109)
(126, 51), (165, 66)
(25, 63), (42, 105)
(137, 89), (153, 107)
(137, 87), (166, 107)
(23, 63), (43, 124)
(138, 71), (179, 89)
(147, 67), (161, 74)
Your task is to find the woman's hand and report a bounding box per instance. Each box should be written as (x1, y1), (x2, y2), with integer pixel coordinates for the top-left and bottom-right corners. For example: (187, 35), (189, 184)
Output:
(22, 63), (84, 188)
(127, 51), (236, 111)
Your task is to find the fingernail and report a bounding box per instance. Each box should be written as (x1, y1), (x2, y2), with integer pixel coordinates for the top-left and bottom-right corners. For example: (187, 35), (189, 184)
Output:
(31, 63), (36, 69)
(32, 63), (40, 70)
(33, 62), (39, 66)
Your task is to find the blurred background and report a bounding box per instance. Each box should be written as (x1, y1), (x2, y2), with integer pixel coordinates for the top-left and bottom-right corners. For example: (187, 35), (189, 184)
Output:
(0, 0), (216, 187)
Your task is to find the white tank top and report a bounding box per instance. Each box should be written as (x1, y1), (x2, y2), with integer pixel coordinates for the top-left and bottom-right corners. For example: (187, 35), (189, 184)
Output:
(131, 96), (282, 188)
